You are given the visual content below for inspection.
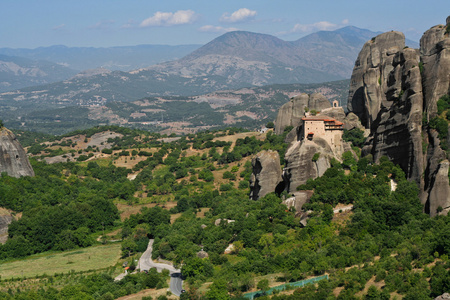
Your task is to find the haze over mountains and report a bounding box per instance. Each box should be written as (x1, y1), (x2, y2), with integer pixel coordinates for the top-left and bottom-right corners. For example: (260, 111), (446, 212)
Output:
(0, 26), (401, 98)
(0, 25), (419, 134)
(0, 44), (202, 72)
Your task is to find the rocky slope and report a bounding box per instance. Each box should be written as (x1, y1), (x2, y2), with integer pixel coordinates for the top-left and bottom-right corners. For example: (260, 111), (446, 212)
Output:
(348, 16), (450, 216)
(0, 127), (34, 178)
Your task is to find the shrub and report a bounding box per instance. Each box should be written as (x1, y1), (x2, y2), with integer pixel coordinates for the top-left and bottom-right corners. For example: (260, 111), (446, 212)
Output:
(312, 153), (320, 162)
(102, 148), (113, 154)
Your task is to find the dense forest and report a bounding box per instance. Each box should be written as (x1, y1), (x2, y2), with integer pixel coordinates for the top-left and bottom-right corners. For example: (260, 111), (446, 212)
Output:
(0, 125), (448, 299)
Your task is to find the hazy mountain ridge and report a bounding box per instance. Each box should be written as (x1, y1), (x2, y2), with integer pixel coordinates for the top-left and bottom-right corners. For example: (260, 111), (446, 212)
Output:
(0, 54), (78, 92)
(0, 26), (382, 106)
(0, 44), (202, 72)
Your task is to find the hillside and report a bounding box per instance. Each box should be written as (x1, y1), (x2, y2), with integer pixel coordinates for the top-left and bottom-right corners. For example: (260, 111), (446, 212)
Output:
(0, 27), (379, 112)
(0, 125), (448, 300)
(0, 54), (77, 92)
(1, 79), (349, 135)
(0, 17), (448, 300)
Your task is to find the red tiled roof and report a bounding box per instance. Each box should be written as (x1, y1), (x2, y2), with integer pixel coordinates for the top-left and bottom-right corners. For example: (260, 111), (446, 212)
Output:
(302, 115), (344, 126)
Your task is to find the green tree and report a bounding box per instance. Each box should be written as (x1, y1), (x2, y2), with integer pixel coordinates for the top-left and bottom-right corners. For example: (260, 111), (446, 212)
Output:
(206, 280), (230, 300)
(257, 279), (269, 293)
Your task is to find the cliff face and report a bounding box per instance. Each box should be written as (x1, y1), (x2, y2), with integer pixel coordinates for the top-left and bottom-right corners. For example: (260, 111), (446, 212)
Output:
(347, 31), (406, 129)
(275, 93), (331, 135)
(348, 16), (450, 216)
(0, 128), (34, 178)
(421, 16), (450, 118)
(254, 17), (449, 217)
(249, 150), (283, 200)
(361, 47), (424, 186)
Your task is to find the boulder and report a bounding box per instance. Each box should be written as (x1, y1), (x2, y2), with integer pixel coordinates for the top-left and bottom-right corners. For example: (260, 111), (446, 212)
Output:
(343, 112), (365, 131)
(320, 107), (346, 123)
(0, 127), (34, 178)
(249, 150), (283, 200)
(435, 293), (450, 300)
(196, 250), (209, 258)
(282, 190), (314, 212)
(0, 211), (14, 244)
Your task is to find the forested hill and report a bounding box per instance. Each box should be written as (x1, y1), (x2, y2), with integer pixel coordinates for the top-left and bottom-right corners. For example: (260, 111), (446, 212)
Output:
(0, 125), (448, 299)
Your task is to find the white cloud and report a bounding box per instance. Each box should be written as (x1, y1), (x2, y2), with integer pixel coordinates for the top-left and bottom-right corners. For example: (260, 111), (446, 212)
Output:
(52, 24), (66, 30)
(199, 25), (239, 33)
(220, 8), (257, 23)
(122, 20), (138, 29)
(290, 19), (349, 33)
(140, 10), (197, 27)
(89, 20), (115, 30)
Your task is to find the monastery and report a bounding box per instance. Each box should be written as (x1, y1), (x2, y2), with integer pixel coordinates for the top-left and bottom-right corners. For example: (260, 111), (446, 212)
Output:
(301, 103), (344, 149)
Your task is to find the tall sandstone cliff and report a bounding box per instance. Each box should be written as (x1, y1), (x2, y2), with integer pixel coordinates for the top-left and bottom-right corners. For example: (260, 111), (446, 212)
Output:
(253, 17), (450, 217)
(0, 127), (34, 178)
(348, 16), (450, 216)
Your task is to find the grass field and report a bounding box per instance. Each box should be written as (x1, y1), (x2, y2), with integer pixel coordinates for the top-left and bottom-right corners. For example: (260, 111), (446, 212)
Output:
(0, 243), (121, 279)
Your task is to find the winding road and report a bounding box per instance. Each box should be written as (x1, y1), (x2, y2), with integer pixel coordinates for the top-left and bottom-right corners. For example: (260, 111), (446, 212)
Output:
(138, 239), (183, 296)
(114, 239), (183, 296)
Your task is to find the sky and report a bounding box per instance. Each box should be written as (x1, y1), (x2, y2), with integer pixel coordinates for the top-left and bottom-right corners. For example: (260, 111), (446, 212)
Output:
(1, 0), (448, 49)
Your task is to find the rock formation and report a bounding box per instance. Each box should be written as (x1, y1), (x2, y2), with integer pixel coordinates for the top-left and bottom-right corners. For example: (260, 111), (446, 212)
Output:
(426, 160), (450, 217)
(435, 293), (450, 300)
(348, 31), (406, 128)
(348, 16), (450, 215)
(361, 47), (424, 186)
(0, 209), (14, 244)
(254, 17), (450, 217)
(275, 93), (331, 135)
(249, 150), (283, 200)
(0, 127), (34, 178)
(283, 135), (352, 193)
(421, 16), (450, 118)
(253, 92), (354, 201)
(282, 191), (313, 212)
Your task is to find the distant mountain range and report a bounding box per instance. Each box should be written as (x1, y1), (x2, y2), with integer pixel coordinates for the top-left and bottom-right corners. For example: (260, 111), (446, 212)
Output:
(150, 26), (382, 83)
(0, 26), (420, 134)
(0, 26), (401, 103)
(0, 44), (202, 72)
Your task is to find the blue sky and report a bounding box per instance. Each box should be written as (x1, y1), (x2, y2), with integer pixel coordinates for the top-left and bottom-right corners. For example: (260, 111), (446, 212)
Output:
(1, 0), (448, 48)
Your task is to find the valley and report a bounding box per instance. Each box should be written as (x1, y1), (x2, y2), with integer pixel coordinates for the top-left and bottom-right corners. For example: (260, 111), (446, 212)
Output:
(0, 11), (448, 300)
